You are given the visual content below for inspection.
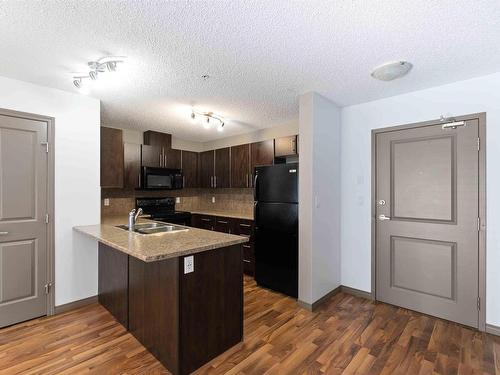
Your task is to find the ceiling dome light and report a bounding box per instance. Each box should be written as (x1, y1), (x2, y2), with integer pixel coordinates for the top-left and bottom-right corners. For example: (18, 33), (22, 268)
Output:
(371, 61), (413, 81)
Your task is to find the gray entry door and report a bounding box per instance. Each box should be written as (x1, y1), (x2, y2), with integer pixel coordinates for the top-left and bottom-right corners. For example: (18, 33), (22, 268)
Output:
(375, 119), (479, 328)
(0, 113), (49, 327)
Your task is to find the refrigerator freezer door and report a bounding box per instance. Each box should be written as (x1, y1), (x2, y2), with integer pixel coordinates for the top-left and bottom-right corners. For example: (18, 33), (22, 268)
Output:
(254, 163), (298, 203)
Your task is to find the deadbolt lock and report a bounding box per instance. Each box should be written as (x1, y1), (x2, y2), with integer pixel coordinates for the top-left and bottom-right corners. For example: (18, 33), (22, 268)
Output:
(378, 199), (386, 206)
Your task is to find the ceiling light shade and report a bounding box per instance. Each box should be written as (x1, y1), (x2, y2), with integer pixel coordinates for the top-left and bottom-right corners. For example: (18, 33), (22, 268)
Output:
(89, 70), (98, 80)
(371, 61), (413, 81)
(73, 78), (82, 88)
(106, 61), (117, 72)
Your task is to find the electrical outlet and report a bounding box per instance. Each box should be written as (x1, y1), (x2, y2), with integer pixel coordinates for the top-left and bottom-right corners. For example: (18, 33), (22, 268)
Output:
(212, 196), (216, 203)
(103, 198), (110, 206)
(175, 197), (181, 204)
(184, 256), (194, 274)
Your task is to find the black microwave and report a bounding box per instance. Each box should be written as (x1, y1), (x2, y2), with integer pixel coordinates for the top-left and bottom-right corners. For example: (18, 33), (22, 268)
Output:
(141, 167), (183, 190)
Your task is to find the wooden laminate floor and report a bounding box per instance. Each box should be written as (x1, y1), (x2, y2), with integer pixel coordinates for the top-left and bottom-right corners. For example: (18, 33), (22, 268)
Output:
(0, 277), (499, 375)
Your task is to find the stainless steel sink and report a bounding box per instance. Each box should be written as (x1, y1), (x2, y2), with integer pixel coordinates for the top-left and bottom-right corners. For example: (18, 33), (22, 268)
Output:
(116, 222), (189, 235)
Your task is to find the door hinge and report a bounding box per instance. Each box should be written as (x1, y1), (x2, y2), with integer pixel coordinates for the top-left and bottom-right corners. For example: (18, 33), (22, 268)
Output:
(45, 213), (50, 224)
(477, 217), (480, 231)
(41, 142), (49, 153)
(477, 297), (481, 310)
(44, 283), (52, 295)
(477, 137), (480, 151)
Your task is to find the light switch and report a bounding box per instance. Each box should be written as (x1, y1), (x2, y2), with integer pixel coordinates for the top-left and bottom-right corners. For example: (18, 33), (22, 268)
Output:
(103, 198), (110, 206)
(176, 197), (181, 204)
(184, 256), (194, 274)
(212, 196), (216, 203)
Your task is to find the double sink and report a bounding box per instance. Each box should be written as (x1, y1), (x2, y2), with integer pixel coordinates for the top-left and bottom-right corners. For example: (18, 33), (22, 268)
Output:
(116, 222), (189, 235)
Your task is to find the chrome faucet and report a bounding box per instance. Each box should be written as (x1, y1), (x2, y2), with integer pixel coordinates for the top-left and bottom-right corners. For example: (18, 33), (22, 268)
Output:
(128, 208), (143, 231)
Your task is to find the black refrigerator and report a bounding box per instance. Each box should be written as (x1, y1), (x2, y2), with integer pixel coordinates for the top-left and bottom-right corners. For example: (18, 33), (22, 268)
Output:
(254, 163), (298, 298)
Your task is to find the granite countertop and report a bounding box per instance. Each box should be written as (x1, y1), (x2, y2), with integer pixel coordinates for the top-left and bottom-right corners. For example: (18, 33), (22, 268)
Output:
(189, 209), (254, 221)
(74, 215), (249, 262)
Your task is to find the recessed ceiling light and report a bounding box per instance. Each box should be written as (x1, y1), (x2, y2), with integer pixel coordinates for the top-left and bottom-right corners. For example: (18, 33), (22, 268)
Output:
(201, 74), (210, 80)
(371, 61), (413, 81)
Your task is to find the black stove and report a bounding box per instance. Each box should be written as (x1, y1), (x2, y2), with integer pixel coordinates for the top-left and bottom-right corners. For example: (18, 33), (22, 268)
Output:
(136, 197), (192, 226)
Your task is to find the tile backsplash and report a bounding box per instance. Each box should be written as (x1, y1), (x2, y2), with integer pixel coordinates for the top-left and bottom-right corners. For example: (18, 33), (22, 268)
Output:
(101, 188), (253, 217)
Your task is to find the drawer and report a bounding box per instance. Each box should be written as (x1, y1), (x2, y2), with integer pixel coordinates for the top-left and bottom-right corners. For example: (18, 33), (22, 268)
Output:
(233, 219), (254, 239)
(192, 214), (215, 231)
(242, 243), (254, 276)
(214, 217), (233, 234)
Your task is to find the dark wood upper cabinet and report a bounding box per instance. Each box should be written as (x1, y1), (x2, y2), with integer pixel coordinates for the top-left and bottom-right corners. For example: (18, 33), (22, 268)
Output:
(165, 148), (182, 169)
(143, 130), (172, 150)
(274, 135), (298, 157)
(101, 127), (124, 188)
(141, 144), (162, 168)
(251, 140), (274, 171)
(199, 151), (214, 188)
(214, 148), (230, 188)
(123, 143), (141, 189)
(231, 144), (250, 188)
(181, 151), (198, 188)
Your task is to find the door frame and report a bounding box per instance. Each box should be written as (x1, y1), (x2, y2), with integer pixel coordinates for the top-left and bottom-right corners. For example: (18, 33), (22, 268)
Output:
(0, 108), (55, 317)
(371, 112), (486, 331)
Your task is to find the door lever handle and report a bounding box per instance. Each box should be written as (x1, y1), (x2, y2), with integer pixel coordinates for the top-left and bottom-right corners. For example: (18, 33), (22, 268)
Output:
(0, 231), (9, 235)
(378, 214), (391, 221)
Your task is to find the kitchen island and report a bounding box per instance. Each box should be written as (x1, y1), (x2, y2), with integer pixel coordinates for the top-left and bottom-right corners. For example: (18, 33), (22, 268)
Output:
(74, 217), (248, 375)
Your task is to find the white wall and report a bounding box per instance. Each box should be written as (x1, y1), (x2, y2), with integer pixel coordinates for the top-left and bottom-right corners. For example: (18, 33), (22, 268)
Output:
(299, 92), (341, 304)
(340, 72), (500, 326)
(0, 76), (101, 307)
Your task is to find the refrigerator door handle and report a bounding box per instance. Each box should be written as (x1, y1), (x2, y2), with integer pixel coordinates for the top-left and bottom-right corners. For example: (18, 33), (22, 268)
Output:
(253, 174), (259, 200)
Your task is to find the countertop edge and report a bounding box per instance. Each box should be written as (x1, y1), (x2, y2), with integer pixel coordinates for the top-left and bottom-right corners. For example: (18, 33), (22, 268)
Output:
(73, 225), (249, 262)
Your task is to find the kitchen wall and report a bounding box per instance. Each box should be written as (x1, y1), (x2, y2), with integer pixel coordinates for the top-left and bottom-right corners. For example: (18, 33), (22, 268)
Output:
(101, 188), (254, 217)
(340, 72), (500, 327)
(0, 75), (101, 307)
(298, 92), (341, 305)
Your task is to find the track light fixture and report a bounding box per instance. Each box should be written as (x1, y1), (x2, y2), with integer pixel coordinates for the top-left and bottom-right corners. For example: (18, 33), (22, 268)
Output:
(190, 110), (225, 131)
(72, 56), (125, 89)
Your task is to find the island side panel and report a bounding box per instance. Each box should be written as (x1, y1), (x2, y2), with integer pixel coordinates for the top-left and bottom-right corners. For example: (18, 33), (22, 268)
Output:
(98, 242), (129, 328)
(128, 256), (180, 375)
(179, 244), (243, 375)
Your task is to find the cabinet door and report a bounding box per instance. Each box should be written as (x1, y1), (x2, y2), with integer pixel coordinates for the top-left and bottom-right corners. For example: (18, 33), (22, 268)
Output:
(250, 140), (274, 187)
(214, 148), (230, 188)
(101, 127), (124, 188)
(231, 144), (250, 188)
(214, 217), (233, 233)
(182, 151), (198, 188)
(141, 145), (162, 168)
(274, 135), (298, 157)
(124, 143), (141, 188)
(199, 151), (214, 188)
(165, 148), (181, 169)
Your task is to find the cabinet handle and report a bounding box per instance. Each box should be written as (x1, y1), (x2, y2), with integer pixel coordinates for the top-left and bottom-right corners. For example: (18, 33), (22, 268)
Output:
(164, 154), (167, 167)
(243, 245), (251, 249)
(243, 259), (251, 263)
(214, 175), (217, 188)
(210, 176), (213, 188)
(246, 173), (249, 188)
(217, 220), (228, 224)
(201, 218), (212, 222)
(159, 153), (162, 167)
(239, 223), (251, 227)
(183, 176), (185, 188)
(138, 173), (141, 187)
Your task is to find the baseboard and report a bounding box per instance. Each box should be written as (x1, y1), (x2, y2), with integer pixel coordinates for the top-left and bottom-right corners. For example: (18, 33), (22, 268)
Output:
(341, 285), (373, 300)
(486, 323), (500, 337)
(298, 286), (341, 312)
(55, 295), (98, 314)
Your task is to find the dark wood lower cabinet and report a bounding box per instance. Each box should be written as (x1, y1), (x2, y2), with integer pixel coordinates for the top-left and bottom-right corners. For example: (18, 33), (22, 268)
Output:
(98, 242), (243, 375)
(191, 215), (255, 276)
(98, 244), (128, 328)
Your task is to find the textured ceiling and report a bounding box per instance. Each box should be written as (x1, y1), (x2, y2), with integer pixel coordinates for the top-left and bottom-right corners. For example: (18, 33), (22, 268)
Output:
(1, 1), (500, 141)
